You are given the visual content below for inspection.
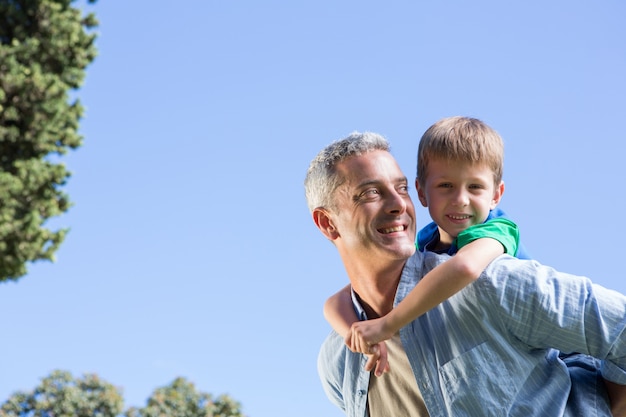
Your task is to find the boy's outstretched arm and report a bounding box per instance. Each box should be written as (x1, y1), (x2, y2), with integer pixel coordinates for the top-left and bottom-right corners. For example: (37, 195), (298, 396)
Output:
(324, 285), (390, 376)
(323, 285), (356, 337)
(348, 237), (505, 350)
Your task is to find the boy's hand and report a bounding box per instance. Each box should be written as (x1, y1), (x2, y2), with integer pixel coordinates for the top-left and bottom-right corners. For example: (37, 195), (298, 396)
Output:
(348, 316), (393, 350)
(345, 322), (391, 377)
(361, 341), (390, 377)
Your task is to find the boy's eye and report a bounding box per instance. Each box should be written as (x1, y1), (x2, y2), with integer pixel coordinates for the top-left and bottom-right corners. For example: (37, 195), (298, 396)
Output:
(437, 183), (453, 189)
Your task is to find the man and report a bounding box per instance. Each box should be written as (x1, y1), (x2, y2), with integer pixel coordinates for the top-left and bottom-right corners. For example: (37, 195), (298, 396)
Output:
(305, 131), (626, 416)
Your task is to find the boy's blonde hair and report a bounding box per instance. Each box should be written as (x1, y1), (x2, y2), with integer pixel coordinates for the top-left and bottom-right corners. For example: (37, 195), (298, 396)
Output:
(416, 116), (504, 187)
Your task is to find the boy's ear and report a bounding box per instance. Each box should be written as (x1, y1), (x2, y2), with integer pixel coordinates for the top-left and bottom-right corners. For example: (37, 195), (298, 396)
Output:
(491, 181), (505, 208)
(313, 208), (340, 240)
(415, 178), (428, 207)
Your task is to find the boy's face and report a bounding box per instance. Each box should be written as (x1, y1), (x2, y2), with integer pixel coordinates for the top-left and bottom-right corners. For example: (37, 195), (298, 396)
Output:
(416, 158), (504, 246)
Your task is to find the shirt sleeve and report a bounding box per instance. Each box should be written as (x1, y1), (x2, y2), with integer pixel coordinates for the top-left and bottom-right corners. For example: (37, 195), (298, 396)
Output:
(455, 218), (520, 256)
(485, 257), (626, 384)
(317, 332), (348, 412)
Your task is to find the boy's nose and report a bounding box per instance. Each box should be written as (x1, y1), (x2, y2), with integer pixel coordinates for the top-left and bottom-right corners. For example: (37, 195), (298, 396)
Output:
(452, 189), (469, 207)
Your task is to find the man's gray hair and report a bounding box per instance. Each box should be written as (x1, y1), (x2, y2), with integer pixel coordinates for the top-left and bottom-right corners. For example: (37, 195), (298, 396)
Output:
(304, 131), (390, 213)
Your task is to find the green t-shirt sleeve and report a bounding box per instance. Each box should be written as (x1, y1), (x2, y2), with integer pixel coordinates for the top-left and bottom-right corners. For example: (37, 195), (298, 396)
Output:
(455, 218), (520, 256)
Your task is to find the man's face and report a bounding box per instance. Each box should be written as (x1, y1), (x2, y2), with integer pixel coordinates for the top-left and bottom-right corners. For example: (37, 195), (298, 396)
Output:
(417, 158), (503, 245)
(328, 150), (417, 263)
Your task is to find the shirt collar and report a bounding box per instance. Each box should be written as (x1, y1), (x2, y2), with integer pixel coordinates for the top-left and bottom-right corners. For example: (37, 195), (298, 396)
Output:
(350, 287), (369, 321)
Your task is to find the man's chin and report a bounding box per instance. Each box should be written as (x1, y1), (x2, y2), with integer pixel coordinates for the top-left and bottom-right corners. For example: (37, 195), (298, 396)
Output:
(385, 243), (416, 260)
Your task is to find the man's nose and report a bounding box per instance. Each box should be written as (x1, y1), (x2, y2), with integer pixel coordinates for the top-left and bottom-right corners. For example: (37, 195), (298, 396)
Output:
(385, 190), (408, 214)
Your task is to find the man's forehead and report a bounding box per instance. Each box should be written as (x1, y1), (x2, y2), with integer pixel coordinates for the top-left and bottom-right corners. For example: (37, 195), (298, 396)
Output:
(337, 151), (407, 187)
(338, 149), (395, 169)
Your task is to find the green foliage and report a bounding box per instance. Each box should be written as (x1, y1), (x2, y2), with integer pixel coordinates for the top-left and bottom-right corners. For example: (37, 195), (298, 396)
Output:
(0, 370), (124, 417)
(125, 377), (245, 417)
(0, 372), (246, 417)
(0, 0), (98, 281)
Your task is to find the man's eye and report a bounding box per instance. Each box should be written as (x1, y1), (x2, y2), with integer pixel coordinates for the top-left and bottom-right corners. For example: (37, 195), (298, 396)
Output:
(362, 189), (379, 197)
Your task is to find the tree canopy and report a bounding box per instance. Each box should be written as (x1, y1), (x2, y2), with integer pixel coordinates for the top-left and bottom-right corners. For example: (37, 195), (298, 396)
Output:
(125, 377), (245, 417)
(0, 370), (123, 417)
(0, 0), (98, 281)
(0, 371), (246, 417)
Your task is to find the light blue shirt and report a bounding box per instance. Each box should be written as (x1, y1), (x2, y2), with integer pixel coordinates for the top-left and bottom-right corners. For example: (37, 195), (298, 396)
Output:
(318, 251), (626, 416)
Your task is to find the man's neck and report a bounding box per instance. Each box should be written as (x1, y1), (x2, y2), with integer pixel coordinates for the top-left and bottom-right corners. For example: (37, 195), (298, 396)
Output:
(346, 260), (405, 318)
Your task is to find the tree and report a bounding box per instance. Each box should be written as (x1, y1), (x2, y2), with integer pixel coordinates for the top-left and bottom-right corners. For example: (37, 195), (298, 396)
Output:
(0, 0), (98, 282)
(0, 371), (246, 417)
(125, 377), (245, 417)
(0, 370), (124, 417)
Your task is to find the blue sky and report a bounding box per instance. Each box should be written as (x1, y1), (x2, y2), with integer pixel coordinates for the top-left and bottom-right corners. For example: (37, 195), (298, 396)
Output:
(1, 1), (625, 416)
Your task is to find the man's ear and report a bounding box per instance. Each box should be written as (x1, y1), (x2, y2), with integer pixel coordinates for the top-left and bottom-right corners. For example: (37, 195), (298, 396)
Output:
(415, 178), (428, 207)
(313, 208), (340, 240)
(491, 181), (505, 208)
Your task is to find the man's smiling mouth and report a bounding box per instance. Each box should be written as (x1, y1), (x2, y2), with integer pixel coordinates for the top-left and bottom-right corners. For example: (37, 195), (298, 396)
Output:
(379, 225), (406, 234)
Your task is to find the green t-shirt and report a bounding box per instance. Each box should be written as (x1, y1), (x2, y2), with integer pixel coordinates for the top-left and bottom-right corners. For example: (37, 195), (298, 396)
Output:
(455, 218), (520, 256)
